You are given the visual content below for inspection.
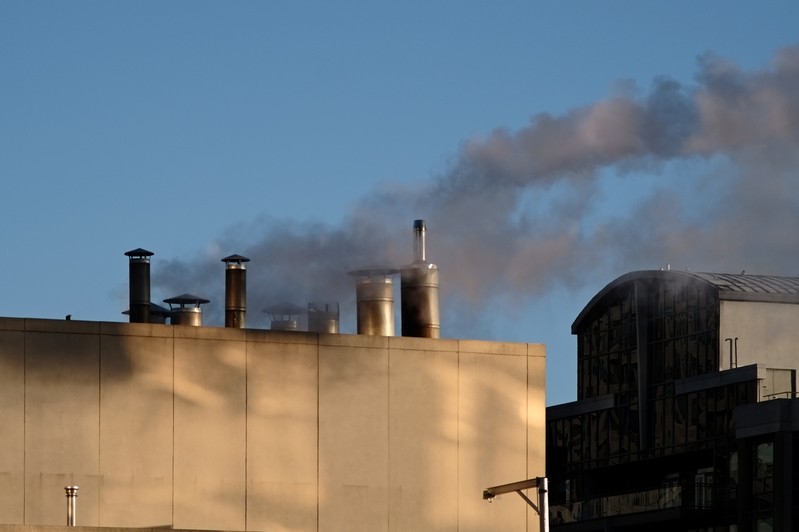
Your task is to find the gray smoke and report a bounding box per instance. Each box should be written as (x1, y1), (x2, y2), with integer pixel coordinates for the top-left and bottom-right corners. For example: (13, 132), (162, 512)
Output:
(154, 46), (799, 334)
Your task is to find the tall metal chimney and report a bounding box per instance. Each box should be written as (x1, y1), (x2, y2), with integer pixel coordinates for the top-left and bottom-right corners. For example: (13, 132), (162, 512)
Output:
(124, 248), (154, 323)
(401, 220), (440, 338)
(164, 294), (209, 326)
(222, 254), (249, 328)
(349, 268), (399, 336)
(308, 302), (340, 333)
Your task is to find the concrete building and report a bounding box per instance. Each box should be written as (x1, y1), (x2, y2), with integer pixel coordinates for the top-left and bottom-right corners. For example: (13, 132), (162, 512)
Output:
(0, 240), (546, 531)
(546, 270), (799, 531)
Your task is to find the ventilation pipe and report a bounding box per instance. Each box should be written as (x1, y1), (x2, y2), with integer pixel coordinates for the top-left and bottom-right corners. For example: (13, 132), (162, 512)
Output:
(264, 302), (304, 331)
(64, 486), (78, 526)
(308, 302), (340, 333)
(164, 294), (209, 326)
(349, 268), (399, 336)
(222, 254), (249, 328)
(401, 220), (440, 338)
(124, 248), (153, 323)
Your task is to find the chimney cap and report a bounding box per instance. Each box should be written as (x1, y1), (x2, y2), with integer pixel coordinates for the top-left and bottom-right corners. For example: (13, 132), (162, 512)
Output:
(125, 248), (154, 258)
(164, 293), (210, 307)
(222, 254), (250, 264)
(122, 302), (170, 317)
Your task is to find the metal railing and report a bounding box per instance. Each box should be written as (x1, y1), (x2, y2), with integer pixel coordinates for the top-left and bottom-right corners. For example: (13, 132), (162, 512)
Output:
(550, 482), (682, 523)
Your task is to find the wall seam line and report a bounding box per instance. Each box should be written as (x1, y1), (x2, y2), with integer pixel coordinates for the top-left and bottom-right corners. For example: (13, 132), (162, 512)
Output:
(244, 338), (249, 531)
(22, 326), (27, 524)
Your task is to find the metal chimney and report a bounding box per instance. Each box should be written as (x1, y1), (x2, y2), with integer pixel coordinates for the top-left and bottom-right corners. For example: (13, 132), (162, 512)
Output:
(401, 220), (440, 338)
(64, 486), (78, 526)
(124, 248), (154, 323)
(164, 294), (209, 326)
(349, 268), (399, 336)
(308, 302), (340, 333)
(264, 302), (304, 331)
(222, 254), (250, 328)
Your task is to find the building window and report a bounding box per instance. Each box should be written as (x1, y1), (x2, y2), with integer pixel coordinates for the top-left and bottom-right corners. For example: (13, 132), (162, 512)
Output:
(753, 441), (774, 515)
(694, 468), (714, 509)
(755, 517), (773, 531)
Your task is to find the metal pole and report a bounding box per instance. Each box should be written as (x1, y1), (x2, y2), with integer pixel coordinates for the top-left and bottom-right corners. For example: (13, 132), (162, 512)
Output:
(65, 486), (79, 526)
(538, 477), (549, 532)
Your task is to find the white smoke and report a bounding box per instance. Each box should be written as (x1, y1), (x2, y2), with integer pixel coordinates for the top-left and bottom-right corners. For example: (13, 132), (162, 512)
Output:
(154, 45), (799, 334)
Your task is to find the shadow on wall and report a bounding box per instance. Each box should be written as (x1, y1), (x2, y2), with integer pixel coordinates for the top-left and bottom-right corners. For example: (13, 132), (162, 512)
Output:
(4, 320), (542, 530)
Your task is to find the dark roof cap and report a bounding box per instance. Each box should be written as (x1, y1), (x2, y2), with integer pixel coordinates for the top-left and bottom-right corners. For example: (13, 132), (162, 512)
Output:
(124, 248), (154, 258)
(222, 254), (250, 263)
(164, 293), (210, 306)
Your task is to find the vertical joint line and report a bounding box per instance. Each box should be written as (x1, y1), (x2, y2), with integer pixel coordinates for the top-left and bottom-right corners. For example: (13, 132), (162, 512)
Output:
(23, 328), (27, 524)
(316, 334), (321, 531)
(244, 339), (249, 530)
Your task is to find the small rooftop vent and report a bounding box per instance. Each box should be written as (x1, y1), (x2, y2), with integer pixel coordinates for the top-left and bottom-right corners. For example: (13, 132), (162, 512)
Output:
(264, 302), (304, 331)
(122, 302), (170, 324)
(307, 302), (340, 333)
(164, 293), (210, 327)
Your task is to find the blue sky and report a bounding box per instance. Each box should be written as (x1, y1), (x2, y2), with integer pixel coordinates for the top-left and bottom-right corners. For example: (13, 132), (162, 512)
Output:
(2, 2), (799, 405)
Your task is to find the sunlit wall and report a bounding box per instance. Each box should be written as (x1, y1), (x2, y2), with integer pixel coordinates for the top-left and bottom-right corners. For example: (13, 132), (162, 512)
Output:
(0, 317), (545, 532)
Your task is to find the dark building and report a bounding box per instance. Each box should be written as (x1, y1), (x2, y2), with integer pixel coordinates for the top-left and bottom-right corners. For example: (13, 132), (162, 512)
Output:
(547, 270), (799, 531)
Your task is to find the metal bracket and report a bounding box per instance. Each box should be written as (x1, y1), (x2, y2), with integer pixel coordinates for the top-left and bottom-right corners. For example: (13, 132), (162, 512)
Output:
(483, 477), (549, 532)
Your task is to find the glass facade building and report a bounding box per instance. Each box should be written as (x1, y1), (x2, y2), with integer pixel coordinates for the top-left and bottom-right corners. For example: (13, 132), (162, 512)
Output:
(547, 270), (799, 531)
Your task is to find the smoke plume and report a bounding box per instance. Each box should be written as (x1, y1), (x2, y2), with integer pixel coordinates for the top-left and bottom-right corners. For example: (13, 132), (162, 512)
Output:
(155, 46), (799, 335)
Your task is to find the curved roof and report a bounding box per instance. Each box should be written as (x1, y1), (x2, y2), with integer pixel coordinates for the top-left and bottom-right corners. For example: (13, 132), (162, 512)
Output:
(573, 270), (799, 333)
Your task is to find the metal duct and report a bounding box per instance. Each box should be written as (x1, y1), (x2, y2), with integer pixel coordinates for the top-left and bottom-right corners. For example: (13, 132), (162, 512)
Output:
(349, 268), (399, 336)
(164, 293), (209, 326)
(222, 254), (250, 328)
(401, 220), (440, 338)
(64, 486), (78, 527)
(308, 302), (340, 333)
(124, 248), (153, 323)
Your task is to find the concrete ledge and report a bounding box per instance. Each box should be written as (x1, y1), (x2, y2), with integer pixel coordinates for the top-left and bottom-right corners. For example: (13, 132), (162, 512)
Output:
(0, 527), (218, 532)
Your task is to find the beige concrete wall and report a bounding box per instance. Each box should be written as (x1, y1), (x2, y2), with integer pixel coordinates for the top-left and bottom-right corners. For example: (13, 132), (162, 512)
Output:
(0, 322), (25, 524)
(98, 324), (174, 527)
(720, 301), (799, 371)
(0, 317), (545, 532)
(246, 330), (319, 532)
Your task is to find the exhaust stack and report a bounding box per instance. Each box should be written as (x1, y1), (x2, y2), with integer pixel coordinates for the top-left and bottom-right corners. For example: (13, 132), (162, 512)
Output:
(349, 268), (399, 336)
(65, 486), (78, 526)
(124, 248), (154, 323)
(308, 302), (340, 333)
(401, 220), (440, 338)
(264, 302), (304, 331)
(222, 254), (250, 328)
(164, 294), (209, 326)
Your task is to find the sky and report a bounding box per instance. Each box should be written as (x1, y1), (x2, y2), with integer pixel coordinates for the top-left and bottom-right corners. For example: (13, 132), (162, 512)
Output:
(2, 2), (799, 406)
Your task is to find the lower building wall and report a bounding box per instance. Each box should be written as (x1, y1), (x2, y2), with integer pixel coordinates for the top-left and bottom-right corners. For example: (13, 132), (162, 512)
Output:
(0, 318), (545, 532)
